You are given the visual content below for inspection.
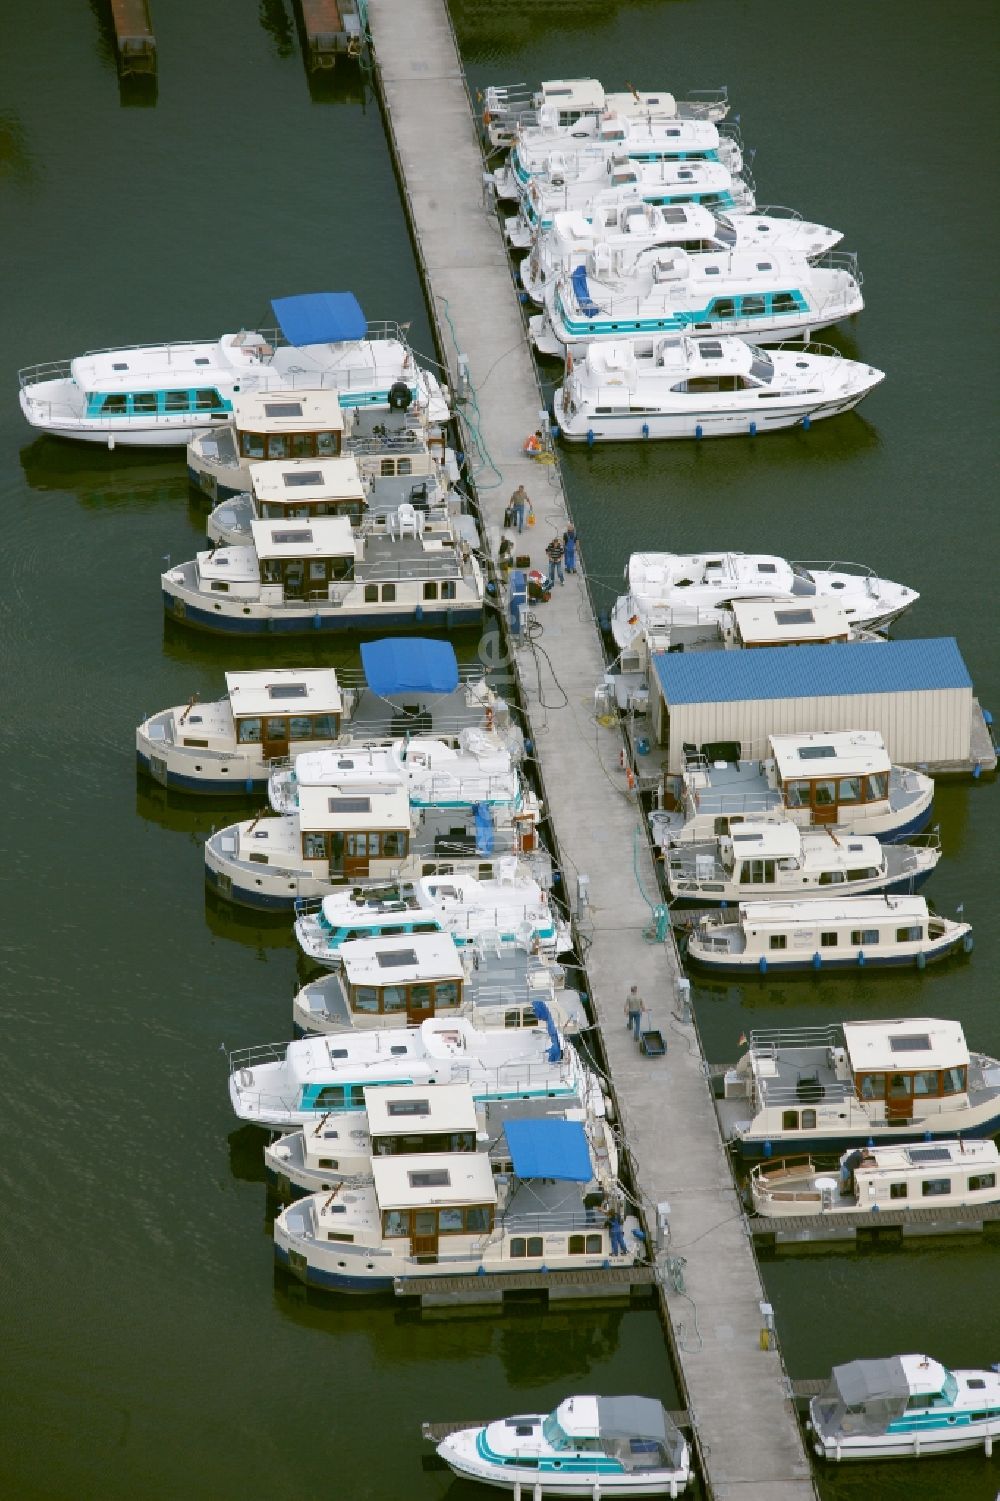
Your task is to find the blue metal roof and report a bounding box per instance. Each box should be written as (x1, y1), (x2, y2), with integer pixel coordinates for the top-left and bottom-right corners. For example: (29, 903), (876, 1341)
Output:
(505, 1118), (593, 1182)
(652, 638), (972, 706)
(360, 638), (459, 697)
(271, 292), (367, 347)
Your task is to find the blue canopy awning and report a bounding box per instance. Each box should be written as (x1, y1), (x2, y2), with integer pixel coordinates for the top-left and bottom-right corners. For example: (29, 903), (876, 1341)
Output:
(271, 292), (367, 347)
(570, 265), (601, 318)
(505, 1118), (593, 1182)
(360, 638), (460, 697)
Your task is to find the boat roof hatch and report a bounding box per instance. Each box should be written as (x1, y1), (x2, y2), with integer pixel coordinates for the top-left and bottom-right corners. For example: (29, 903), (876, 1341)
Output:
(251, 516), (356, 559)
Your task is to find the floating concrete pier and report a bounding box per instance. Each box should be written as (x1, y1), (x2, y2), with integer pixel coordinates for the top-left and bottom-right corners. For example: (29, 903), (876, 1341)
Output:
(366, 3), (816, 1494)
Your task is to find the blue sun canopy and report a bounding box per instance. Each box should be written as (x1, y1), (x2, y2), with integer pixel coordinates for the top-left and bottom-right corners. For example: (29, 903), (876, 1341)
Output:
(505, 1118), (593, 1182)
(360, 638), (460, 697)
(271, 292), (367, 347)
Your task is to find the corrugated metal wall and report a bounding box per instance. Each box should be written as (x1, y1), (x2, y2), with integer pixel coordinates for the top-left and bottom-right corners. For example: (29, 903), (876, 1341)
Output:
(658, 687), (972, 772)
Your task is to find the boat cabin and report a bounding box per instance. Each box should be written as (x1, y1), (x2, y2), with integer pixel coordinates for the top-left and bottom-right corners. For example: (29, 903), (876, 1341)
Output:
(252, 517), (357, 600)
(249, 457), (366, 524)
(296, 780), (411, 880)
(728, 599), (854, 649)
(373, 1152), (497, 1255)
(770, 731), (893, 823)
(232, 388), (344, 462)
(843, 1018), (969, 1123)
(74, 342), (235, 420)
(335, 932), (464, 1022)
(366, 1082), (480, 1157)
(691, 894), (954, 968)
(226, 668), (343, 759)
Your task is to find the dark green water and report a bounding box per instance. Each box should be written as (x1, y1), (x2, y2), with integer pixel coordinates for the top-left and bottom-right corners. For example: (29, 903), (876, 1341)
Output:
(0, 1), (996, 1497)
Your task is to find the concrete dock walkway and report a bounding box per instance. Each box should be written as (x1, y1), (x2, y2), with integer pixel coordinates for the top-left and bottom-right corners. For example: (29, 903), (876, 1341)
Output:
(366, 3), (816, 1494)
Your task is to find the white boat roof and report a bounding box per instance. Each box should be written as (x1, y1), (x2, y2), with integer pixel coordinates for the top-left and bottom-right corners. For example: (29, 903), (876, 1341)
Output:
(628, 551), (796, 594)
(731, 599), (853, 645)
(737, 895), (929, 927)
(726, 822), (803, 857)
(770, 730), (891, 778)
(364, 1081), (478, 1138)
(197, 545), (258, 585)
(372, 1150), (497, 1210)
(540, 79), (607, 111)
(339, 932), (464, 987)
(555, 1396), (601, 1436)
(842, 1018), (969, 1073)
(225, 668), (343, 718)
(250, 516), (356, 559)
(849, 1139), (999, 1174)
(231, 388), (344, 433)
(295, 781), (410, 831)
(71, 339), (233, 391)
(250, 456), (364, 505)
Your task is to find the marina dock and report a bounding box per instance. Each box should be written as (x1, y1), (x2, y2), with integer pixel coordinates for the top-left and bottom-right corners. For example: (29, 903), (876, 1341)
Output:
(366, 2), (816, 1494)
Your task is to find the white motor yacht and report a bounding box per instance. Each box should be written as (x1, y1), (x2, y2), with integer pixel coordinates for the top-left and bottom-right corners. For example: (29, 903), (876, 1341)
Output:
(482, 75), (729, 150)
(717, 1016), (1000, 1158)
(530, 248), (863, 358)
(648, 731), (934, 848)
(807, 1355), (1000, 1461)
(291, 930), (581, 1036)
(294, 866), (566, 966)
(685, 895), (972, 975)
(520, 198), (843, 305)
(228, 1014), (588, 1131)
(273, 1115), (642, 1293)
(161, 512), (483, 637)
(554, 336), (883, 441)
(438, 1394), (692, 1497)
(612, 551), (918, 644)
(17, 292), (450, 447)
(751, 1138), (1000, 1220)
(666, 821), (939, 907)
(495, 112), (743, 202)
(506, 157), (754, 248)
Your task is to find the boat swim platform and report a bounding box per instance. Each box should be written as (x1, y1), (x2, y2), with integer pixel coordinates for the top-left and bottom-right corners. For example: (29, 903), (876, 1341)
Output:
(366, 3), (817, 1496)
(751, 1197), (1000, 1249)
(394, 1263), (659, 1310)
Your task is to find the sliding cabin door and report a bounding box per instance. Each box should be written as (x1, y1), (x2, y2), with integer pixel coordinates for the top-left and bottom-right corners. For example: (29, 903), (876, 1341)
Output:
(411, 1211), (439, 1259)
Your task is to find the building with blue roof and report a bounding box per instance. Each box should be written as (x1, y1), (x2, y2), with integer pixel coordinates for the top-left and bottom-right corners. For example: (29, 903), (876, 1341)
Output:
(649, 637), (994, 776)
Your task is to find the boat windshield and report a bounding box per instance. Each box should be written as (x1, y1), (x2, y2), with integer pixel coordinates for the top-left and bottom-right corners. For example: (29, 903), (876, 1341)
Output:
(940, 1371), (959, 1406)
(748, 348), (774, 383)
(713, 214), (737, 246)
(790, 565), (817, 596)
(542, 1414), (571, 1450)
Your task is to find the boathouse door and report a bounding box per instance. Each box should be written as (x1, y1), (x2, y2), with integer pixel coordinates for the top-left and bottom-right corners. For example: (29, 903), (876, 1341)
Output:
(411, 1211), (439, 1260)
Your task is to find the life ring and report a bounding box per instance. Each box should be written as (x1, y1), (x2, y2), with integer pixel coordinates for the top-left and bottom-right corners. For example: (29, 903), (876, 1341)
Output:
(388, 381), (412, 411)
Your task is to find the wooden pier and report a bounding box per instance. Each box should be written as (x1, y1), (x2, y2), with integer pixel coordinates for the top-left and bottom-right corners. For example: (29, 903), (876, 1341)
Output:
(395, 1263), (658, 1309)
(109, 0), (156, 78)
(365, 3), (816, 1495)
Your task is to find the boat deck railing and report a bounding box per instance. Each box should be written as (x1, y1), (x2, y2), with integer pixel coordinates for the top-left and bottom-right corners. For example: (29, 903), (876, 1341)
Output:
(497, 1209), (611, 1235)
(748, 1023), (844, 1053)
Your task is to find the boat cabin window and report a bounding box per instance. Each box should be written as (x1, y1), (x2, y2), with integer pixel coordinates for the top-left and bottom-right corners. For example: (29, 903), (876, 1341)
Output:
(921, 1178), (951, 1197)
(511, 1236), (545, 1259)
(850, 929), (880, 946)
(867, 772), (889, 800)
(568, 1234), (605, 1255)
(969, 1172), (996, 1191)
(768, 935), (787, 951)
(818, 872), (845, 885)
(820, 932), (838, 947)
(896, 925), (923, 942)
(941, 1066), (967, 1093)
(772, 293), (799, 313)
(375, 1129), (477, 1158)
(165, 391), (189, 412)
(780, 1109), (817, 1130)
(504, 1008), (540, 1029)
(196, 388), (223, 410)
(348, 977), (460, 1016)
(739, 860), (776, 884)
(381, 1204), (493, 1237)
(708, 298), (736, 319)
(889, 1181), (908, 1199)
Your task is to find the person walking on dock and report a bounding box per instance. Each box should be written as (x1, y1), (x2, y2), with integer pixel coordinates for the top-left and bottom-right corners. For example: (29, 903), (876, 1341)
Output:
(563, 525), (578, 574)
(624, 985), (646, 1038)
(508, 484), (529, 534)
(544, 534), (565, 589)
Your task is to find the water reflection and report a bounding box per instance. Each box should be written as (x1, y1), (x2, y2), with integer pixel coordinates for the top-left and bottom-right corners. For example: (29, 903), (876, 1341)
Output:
(135, 779), (253, 838)
(204, 889), (297, 954)
(258, 0), (295, 58)
(228, 1124), (269, 1185)
(19, 436), (184, 511)
(0, 110), (36, 188)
